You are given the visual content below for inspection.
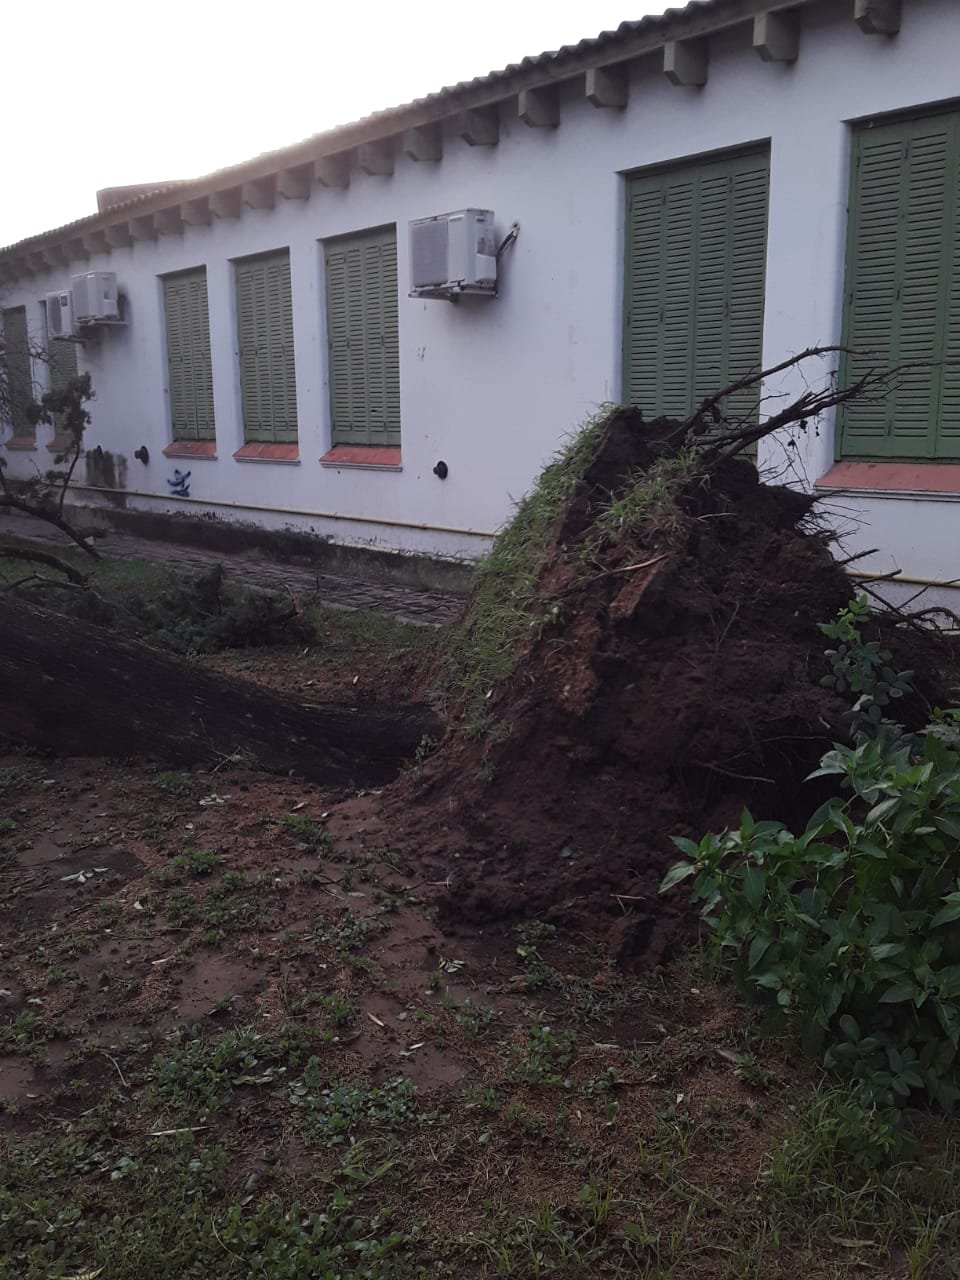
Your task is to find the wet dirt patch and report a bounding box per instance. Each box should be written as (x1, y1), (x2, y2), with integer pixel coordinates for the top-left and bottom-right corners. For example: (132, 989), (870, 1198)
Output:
(2, 845), (143, 928)
(0, 1056), (36, 1104)
(168, 949), (266, 1020)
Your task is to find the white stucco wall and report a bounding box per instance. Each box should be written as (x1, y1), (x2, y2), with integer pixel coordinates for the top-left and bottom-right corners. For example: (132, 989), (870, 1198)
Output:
(2, 0), (959, 588)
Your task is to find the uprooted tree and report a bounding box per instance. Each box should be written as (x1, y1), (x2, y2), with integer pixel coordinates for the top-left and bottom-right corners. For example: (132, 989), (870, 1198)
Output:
(374, 348), (957, 962)
(0, 344), (950, 793)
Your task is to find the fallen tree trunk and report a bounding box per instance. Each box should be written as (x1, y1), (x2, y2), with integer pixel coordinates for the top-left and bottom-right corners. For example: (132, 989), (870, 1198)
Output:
(0, 598), (439, 785)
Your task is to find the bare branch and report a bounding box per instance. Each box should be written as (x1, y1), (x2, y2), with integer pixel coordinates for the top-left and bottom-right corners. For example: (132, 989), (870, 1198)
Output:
(698, 364), (891, 465)
(0, 547), (87, 584)
(681, 344), (852, 433)
(0, 491), (101, 560)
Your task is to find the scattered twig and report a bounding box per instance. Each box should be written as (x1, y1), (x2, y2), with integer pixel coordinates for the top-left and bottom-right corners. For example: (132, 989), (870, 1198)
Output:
(102, 1051), (128, 1088)
(697, 762), (775, 785)
(849, 568), (903, 585)
(209, 1214), (244, 1261)
(147, 1125), (209, 1136)
(586, 553), (671, 582)
(857, 584), (960, 635)
(836, 547), (879, 568)
(611, 892), (647, 913)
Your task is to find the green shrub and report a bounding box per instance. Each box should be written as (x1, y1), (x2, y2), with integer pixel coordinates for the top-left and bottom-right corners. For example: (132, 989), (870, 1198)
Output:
(662, 598), (960, 1111)
(32, 562), (310, 655)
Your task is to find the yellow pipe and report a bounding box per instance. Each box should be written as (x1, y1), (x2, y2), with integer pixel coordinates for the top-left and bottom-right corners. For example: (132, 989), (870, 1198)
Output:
(67, 482), (497, 540)
(62, 488), (960, 584)
(847, 569), (960, 590)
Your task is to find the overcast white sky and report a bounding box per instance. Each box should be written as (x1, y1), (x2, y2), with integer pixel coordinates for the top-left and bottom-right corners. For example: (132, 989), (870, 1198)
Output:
(2, 0), (659, 248)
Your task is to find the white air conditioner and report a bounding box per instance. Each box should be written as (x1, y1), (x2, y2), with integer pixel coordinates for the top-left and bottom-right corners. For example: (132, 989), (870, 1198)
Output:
(45, 289), (75, 338)
(409, 208), (498, 298)
(71, 270), (122, 324)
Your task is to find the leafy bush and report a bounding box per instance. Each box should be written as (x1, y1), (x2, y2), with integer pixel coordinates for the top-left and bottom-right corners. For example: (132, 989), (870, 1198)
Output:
(661, 598), (960, 1110)
(819, 593), (914, 734)
(40, 562), (308, 654)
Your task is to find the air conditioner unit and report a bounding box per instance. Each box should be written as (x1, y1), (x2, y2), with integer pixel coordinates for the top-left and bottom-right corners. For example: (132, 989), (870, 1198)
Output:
(45, 289), (75, 338)
(409, 208), (498, 298)
(71, 270), (122, 324)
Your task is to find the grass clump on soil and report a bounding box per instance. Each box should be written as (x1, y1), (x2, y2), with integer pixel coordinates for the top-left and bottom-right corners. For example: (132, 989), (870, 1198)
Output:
(580, 449), (699, 564)
(439, 407), (699, 731)
(280, 811), (331, 850)
(441, 406), (610, 730)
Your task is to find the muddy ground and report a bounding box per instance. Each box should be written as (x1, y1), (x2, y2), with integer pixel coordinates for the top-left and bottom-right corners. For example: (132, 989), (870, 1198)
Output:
(3, 402), (960, 1276)
(1, 613), (959, 1278)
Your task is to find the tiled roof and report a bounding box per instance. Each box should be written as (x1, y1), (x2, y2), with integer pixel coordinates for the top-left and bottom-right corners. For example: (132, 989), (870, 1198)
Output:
(0, 1), (801, 262)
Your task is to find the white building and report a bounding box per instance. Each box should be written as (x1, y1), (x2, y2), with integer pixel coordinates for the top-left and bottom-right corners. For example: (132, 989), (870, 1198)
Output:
(1, 0), (958, 601)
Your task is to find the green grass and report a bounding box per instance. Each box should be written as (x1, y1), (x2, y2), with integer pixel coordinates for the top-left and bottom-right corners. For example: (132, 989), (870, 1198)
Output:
(440, 406), (610, 731)
(280, 812), (332, 850)
(289, 1073), (424, 1147)
(305, 600), (434, 657)
(438, 408), (700, 734)
(581, 450), (698, 564)
(0, 534), (181, 597)
(2, 974), (960, 1280)
(2, 1079), (959, 1278)
(0, 1129), (419, 1280)
(157, 847), (222, 883)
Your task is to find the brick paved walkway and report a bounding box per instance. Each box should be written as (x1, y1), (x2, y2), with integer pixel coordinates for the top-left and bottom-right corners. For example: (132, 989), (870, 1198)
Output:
(0, 515), (467, 628)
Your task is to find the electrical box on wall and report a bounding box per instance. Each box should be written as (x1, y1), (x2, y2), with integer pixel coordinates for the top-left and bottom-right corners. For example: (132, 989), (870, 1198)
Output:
(45, 290), (75, 338)
(409, 208), (498, 299)
(71, 270), (123, 325)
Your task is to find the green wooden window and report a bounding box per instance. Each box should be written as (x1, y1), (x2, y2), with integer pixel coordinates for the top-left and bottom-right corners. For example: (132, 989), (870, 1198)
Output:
(2, 306), (33, 437)
(235, 250), (298, 444)
(163, 269), (215, 442)
(622, 147), (770, 422)
(838, 107), (960, 459)
(325, 226), (400, 447)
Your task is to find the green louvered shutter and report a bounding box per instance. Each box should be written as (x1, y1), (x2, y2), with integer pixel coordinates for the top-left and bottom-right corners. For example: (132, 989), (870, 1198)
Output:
(49, 337), (78, 396)
(325, 226), (400, 447)
(723, 157), (770, 422)
(2, 306), (33, 437)
(839, 109), (960, 459)
(941, 135), (960, 455)
(660, 176), (697, 413)
(623, 148), (769, 421)
(235, 251), (298, 444)
(48, 334), (79, 437)
(164, 269), (215, 442)
(622, 182), (669, 414)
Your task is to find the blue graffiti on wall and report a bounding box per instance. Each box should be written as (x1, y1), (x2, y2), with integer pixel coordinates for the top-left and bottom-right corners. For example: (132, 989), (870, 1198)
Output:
(167, 468), (191, 498)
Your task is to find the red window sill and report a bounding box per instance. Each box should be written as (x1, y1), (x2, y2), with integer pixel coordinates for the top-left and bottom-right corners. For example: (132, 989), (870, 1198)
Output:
(234, 442), (299, 463)
(47, 435), (76, 453)
(4, 436), (36, 451)
(164, 440), (218, 459)
(320, 445), (402, 471)
(816, 461), (960, 494)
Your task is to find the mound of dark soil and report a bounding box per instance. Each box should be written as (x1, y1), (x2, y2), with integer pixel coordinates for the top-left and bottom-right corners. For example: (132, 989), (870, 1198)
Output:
(387, 408), (951, 968)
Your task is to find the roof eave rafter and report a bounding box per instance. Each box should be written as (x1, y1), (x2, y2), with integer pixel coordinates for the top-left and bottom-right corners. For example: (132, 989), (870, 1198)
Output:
(2, 0), (898, 275)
